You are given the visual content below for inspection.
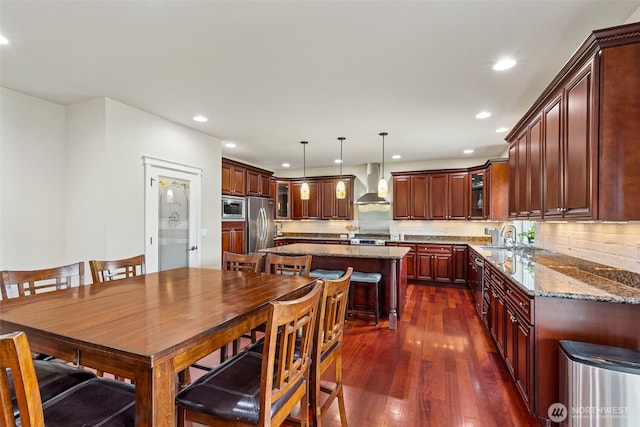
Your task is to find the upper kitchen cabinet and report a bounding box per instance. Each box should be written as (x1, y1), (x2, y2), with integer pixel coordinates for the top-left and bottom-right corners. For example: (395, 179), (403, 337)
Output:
(472, 160), (508, 221)
(392, 160), (507, 221)
(429, 172), (469, 220)
(275, 180), (291, 219)
(221, 158), (246, 196)
(291, 180), (321, 219)
(246, 166), (273, 198)
(320, 176), (355, 220)
(507, 22), (640, 221)
(392, 174), (428, 220)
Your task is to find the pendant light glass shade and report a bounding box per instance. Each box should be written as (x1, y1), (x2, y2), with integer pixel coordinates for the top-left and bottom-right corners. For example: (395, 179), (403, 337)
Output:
(378, 132), (388, 197)
(336, 137), (346, 199)
(300, 141), (310, 200)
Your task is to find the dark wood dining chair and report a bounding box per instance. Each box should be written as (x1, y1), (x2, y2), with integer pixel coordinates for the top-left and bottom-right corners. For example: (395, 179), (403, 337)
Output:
(89, 254), (146, 283)
(0, 331), (136, 427)
(309, 267), (352, 427)
(265, 253), (312, 277)
(1, 262), (84, 300)
(222, 251), (265, 272)
(175, 281), (323, 427)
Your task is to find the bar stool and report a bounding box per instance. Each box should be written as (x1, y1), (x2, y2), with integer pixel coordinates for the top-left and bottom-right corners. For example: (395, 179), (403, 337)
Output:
(310, 269), (345, 280)
(348, 271), (382, 325)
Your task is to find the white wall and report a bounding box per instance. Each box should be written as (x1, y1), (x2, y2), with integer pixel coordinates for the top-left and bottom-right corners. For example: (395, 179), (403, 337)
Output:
(0, 87), (68, 269)
(1, 89), (223, 274)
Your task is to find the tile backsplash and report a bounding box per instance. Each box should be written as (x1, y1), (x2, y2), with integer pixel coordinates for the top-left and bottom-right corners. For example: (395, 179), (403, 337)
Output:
(536, 222), (640, 273)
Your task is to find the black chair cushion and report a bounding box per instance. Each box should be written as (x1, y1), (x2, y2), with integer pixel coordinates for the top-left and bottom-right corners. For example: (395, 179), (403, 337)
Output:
(40, 377), (136, 427)
(176, 350), (303, 424)
(9, 360), (96, 418)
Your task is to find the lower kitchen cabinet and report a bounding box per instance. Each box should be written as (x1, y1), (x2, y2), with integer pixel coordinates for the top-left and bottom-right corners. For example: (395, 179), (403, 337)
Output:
(222, 221), (245, 254)
(416, 244), (452, 282)
(452, 245), (467, 284)
(386, 242), (416, 279)
(485, 263), (534, 412)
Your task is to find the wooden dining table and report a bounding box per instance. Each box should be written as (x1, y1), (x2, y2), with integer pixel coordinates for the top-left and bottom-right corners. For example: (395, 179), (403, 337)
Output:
(0, 267), (317, 426)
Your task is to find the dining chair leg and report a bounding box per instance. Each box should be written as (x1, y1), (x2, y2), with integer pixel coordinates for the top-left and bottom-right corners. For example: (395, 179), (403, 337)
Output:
(336, 354), (347, 427)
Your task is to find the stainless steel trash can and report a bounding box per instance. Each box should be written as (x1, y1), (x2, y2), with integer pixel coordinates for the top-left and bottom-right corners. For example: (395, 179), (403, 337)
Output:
(559, 340), (640, 426)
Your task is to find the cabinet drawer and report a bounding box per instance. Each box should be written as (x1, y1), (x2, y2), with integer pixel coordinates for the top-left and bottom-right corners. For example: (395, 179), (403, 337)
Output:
(485, 265), (505, 292)
(504, 282), (533, 324)
(416, 244), (452, 254)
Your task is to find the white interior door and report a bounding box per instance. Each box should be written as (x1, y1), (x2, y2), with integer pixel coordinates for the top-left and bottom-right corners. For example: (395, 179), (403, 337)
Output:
(143, 156), (202, 273)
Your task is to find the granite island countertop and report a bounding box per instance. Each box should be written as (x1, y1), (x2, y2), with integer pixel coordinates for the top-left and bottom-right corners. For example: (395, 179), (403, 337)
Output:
(262, 243), (410, 259)
(470, 244), (640, 304)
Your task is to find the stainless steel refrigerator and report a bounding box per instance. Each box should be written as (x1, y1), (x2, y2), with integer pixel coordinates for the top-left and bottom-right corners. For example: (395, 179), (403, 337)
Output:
(246, 197), (275, 253)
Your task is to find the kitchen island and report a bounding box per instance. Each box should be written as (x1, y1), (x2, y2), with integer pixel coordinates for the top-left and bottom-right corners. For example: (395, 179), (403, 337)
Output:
(261, 243), (410, 329)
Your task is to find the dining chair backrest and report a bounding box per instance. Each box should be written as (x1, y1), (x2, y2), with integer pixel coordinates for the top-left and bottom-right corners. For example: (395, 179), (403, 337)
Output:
(0, 331), (45, 427)
(265, 253), (312, 277)
(310, 267), (352, 426)
(222, 251), (265, 273)
(0, 262), (84, 300)
(89, 254), (146, 283)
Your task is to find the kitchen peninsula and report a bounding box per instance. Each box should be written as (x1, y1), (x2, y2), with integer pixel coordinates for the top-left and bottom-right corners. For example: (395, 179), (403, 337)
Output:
(261, 243), (410, 329)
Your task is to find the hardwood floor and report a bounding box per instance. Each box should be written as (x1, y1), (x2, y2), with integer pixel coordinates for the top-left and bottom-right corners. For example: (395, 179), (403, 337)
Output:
(190, 282), (539, 426)
(317, 282), (539, 427)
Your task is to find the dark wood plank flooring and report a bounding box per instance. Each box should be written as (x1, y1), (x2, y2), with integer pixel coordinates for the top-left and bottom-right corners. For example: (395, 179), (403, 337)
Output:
(191, 282), (539, 426)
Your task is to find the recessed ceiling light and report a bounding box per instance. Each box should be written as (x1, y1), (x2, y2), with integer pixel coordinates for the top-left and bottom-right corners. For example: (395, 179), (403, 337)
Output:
(224, 142), (236, 148)
(0, 35), (8, 45)
(282, 163), (290, 168)
(475, 111), (491, 119)
(496, 127), (509, 133)
(334, 159), (343, 164)
(493, 58), (516, 71)
(392, 154), (402, 160)
(463, 149), (474, 154)
(193, 115), (208, 122)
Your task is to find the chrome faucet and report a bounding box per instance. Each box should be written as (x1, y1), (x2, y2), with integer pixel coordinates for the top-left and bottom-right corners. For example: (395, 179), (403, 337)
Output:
(501, 224), (517, 248)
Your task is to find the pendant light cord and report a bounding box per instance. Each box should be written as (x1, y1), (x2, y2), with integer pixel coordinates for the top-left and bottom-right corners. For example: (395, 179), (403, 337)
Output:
(379, 132), (387, 177)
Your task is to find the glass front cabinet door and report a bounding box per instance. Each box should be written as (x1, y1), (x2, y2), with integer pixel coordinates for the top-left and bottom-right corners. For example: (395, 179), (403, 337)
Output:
(276, 181), (290, 219)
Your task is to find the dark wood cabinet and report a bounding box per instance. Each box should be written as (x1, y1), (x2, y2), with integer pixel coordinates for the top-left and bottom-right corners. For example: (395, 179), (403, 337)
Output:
(485, 262), (534, 412)
(416, 244), (452, 282)
(392, 174), (428, 219)
(452, 245), (467, 284)
(221, 160), (246, 196)
(428, 173), (469, 220)
(386, 242), (416, 279)
(510, 117), (542, 219)
(246, 168), (272, 197)
(320, 177), (354, 220)
(221, 221), (245, 254)
(507, 23), (640, 221)
(291, 181), (321, 219)
(275, 180), (291, 219)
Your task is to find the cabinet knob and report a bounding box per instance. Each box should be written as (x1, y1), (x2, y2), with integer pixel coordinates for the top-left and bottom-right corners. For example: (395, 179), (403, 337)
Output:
(510, 315), (517, 323)
(519, 301), (528, 307)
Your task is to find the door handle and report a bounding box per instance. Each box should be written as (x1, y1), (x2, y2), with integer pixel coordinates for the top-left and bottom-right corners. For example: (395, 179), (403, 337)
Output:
(188, 246), (198, 251)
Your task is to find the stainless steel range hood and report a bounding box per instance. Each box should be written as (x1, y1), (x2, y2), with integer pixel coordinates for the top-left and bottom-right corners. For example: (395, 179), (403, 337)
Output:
(354, 163), (389, 205)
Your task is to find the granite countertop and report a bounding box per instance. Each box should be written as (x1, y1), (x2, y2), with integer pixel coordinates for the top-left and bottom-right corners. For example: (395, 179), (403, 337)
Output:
(470, 244), (640, 304)
(262, 243), (410, 260)
(276, 233), (491, 245)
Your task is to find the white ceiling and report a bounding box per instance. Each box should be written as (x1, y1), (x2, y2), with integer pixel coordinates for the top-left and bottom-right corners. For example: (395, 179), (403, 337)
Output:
(1, 1), (639, 172)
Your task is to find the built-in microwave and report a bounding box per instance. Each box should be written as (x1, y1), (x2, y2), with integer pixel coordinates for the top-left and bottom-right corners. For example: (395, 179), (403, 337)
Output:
(222, 196), (246, 221)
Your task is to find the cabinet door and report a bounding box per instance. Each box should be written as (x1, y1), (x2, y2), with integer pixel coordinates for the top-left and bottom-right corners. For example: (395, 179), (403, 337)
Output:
(291, 181), (320, 219)
(275, 181), (290, 219)
(543, 95), (563, 217)
(392, 176), (411, 219)
(452, 246), (467, 284)
(246, 169), (261, 196)
(432, 254), (452, 282)
(508, 143), (518, 218)
(564, 63), (595, 219)
(222, 222), (245, 254)
(504, 304), (517, 377)
(428, 174), (448, 219)
(514, 311), (533, 410)
(448, 172), (469, 220)
(320, 178), (352, 220)
(416, 253), (434, 281)
(516, 131), (528, 217)
(222, 162), (245, 196)
(412, 176), (429, 219)
(469, 171), (485, 220)
(528, 117), (543, 217)
(490, 286), (506, 357)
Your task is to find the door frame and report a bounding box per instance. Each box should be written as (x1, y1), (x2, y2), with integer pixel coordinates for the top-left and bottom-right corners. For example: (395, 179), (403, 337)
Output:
(143, 156), (203, 273)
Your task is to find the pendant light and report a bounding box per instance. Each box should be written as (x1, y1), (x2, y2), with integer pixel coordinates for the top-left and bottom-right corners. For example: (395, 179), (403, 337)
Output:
(300, 141), (310, 200)
(335, 137), (346, 199)
(378, 132), (389, 197)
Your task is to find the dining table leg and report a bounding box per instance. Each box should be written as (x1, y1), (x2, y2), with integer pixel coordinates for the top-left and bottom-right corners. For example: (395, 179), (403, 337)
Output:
(135, 360), (176, 426)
